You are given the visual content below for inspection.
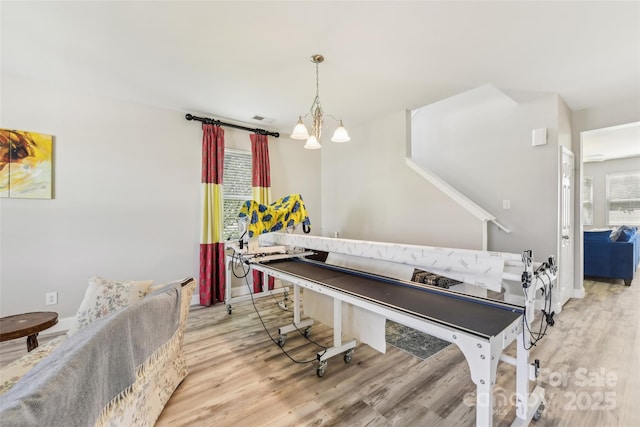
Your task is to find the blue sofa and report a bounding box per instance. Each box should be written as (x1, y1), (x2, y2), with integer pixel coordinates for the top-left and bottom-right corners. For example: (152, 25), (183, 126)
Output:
(584, 227), (639, 286)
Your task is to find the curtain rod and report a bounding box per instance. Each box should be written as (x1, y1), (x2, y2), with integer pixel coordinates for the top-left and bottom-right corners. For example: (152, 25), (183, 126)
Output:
(185, 113), (279, 138)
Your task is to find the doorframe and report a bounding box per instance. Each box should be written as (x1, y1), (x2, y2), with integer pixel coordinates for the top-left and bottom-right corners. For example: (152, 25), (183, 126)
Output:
(574, 118), (640, 298)
(556, 146), (577, 313)
(575, 134), (586, 298)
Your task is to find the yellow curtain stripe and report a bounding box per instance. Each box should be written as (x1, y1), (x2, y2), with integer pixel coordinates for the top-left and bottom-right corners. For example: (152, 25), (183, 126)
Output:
(201, 183), (223, 244)
(252, 186), (271, 205)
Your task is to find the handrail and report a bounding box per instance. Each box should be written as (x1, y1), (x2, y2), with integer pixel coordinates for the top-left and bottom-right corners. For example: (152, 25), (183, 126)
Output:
(405, 158), (511, 235)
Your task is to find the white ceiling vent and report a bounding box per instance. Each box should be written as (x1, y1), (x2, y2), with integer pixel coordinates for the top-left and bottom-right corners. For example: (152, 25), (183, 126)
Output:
(252, 115), (275, 124)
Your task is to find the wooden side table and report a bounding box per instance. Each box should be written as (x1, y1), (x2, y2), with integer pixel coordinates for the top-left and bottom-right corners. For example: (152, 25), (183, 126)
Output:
(0, 312), (59, 352)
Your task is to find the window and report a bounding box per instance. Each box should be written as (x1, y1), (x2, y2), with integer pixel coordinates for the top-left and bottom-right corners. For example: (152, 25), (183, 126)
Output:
(223, 150), (252, 239)
(583, 176), (593, 226)
(606, 171), (640, 226)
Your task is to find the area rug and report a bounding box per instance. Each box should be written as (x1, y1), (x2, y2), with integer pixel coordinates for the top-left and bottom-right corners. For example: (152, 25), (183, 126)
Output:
(385, 320), (450, 360)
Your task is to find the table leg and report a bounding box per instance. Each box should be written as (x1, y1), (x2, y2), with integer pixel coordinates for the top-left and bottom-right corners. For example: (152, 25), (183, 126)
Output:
(27, 333), (39, 352)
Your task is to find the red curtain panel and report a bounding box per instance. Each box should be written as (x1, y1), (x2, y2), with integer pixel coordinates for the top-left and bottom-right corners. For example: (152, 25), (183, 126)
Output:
(199, 124), (226, 306)
(250, 133), (275, 292)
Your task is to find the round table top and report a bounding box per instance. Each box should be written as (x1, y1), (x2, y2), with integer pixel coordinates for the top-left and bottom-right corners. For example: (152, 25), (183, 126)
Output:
(0, 311), (59, 342)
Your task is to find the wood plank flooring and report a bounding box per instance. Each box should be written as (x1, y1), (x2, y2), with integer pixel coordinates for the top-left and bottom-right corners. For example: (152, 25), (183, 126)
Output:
(1, 277), (638, 426)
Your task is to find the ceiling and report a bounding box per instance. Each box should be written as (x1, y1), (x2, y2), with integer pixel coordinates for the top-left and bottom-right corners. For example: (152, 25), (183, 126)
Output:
(2, 1), (639, 139)
(582, 121), (640, 162)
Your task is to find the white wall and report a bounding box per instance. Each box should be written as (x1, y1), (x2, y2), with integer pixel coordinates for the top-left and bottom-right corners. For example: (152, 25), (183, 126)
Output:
(573, 97), (640, 184)
(320, 110), (482, 250)
(557, 97), (573, 151)
(583, 157), (640, 229)
(270, 138), (322, 233)
(410, 87), (563, 259)
(0, 73), (320, 319)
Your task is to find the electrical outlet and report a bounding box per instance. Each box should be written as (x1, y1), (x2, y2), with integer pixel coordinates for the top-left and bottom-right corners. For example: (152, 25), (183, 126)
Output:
(502, 200), (511, 209)
(45, 292), (58, 305)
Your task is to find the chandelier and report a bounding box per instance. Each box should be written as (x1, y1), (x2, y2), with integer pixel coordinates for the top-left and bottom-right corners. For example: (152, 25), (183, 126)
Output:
(290, 54), (350, 149)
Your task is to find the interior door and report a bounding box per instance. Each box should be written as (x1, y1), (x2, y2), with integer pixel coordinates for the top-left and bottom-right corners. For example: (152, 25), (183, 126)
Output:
(558, 147), (575, 310)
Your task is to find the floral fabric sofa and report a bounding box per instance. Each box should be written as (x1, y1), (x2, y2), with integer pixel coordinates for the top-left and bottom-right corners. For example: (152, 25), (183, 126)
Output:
(0, 276), (195, 426)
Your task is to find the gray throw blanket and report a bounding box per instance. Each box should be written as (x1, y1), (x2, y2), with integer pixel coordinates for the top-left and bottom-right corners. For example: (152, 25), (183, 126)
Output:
(0, 283), (181, 427)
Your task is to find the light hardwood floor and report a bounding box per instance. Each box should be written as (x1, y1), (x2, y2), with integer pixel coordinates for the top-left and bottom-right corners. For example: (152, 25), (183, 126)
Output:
(1, 278), (638, 426)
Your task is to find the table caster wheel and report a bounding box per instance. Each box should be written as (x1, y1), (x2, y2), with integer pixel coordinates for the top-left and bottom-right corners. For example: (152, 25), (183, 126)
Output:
(344, 349), (354, 363)
(533, 403), (545, 421)
(304, 327), (311, 338)
(317, 361), (327, 377)
(227, 305), (233, 315)
(277, 334), (287, 347)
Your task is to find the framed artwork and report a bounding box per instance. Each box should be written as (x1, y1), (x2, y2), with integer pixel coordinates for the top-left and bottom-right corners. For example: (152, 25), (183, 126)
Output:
(0, 129), (53, 199)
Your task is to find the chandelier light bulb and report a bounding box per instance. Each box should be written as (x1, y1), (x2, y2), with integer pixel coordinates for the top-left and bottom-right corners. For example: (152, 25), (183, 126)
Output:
(304, 135), (322, 149)
(291, 117), (310, 140)
(331, 120), (351, 143)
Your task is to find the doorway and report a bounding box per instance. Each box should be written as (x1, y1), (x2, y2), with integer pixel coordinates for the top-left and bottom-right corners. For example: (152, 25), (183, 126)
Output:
(579, 121), (640, 288)
(557, 147), (575, 309)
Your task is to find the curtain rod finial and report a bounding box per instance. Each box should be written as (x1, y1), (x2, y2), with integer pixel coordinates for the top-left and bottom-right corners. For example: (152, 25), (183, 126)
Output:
(185, 114), (194, 121)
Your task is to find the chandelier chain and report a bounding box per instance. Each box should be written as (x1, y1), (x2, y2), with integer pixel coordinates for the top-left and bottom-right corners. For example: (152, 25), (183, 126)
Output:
(310, 60), (322, 114)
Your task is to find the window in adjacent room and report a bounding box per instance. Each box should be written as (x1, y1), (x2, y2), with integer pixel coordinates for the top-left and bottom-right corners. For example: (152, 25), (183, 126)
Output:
(606, 171), (640, 226)
(583, 176), (593, 226)
(223, 149), (252, 239)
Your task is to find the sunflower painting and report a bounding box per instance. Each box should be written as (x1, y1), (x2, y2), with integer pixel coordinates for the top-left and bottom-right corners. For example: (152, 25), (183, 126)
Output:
(0, 129), (53, 199)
